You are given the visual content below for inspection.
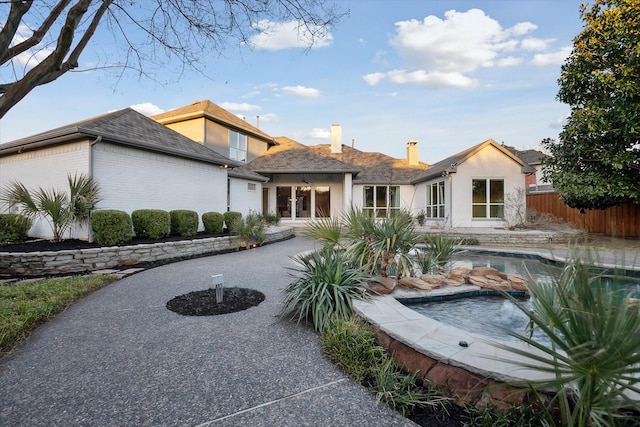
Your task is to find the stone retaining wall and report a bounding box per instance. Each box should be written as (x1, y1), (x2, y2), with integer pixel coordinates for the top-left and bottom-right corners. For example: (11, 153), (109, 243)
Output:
(0, 226), (294, 277)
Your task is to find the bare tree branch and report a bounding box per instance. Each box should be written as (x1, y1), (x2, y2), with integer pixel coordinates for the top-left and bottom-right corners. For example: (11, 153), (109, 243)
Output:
(0, 0), (33, 58)
(0, 0), (347, 120)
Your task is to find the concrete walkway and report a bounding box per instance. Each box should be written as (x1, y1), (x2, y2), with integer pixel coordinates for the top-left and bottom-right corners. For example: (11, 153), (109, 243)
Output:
(0, 237), (414, 427)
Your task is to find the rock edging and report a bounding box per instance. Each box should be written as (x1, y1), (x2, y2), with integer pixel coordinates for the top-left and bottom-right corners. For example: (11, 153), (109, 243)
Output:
(0, 226), (295, 277)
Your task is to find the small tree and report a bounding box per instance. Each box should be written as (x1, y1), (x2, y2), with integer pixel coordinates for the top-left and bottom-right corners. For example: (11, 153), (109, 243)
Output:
(1, 173), (100, 242)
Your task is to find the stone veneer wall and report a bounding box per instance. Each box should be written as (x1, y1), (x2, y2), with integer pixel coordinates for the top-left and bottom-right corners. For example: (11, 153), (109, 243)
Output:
(0, 226), (294, 277)
(371, 327), (530, 411)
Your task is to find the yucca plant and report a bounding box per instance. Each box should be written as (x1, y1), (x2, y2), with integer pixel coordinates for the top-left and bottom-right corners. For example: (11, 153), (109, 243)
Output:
(1, 174), (101, 242)
(279, 248), (370, 332)
(425, 233), (460, 269)
(497, 256), (640, 427)
(342, 207), (378, 273)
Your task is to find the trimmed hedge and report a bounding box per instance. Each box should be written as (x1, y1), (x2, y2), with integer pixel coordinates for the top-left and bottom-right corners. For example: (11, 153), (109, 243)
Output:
(132, 209), (170, 239)
(223, 211), (242, 233)
(0, 214), (32, 244)
(170, 210), (198, 237)
(91, 210), (132, 246)
(202, 212), (224, 234)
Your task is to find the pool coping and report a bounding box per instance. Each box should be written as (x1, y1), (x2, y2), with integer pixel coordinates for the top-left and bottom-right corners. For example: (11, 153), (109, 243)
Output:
(353, 247), (640, 405)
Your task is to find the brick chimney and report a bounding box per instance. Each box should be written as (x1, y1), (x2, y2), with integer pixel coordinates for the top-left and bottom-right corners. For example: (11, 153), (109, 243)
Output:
(407, 140), (419, 165)
(331, 124), (342, 154)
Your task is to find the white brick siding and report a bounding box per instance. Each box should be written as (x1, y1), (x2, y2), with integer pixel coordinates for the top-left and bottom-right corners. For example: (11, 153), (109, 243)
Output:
(93, 142), (228, 226)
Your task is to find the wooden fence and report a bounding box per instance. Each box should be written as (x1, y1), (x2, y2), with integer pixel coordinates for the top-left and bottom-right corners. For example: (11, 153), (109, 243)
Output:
(526, 192), (640, 238)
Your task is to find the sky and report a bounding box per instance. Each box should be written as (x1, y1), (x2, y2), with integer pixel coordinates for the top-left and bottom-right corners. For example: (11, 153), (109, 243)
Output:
(0, 0), (586, 164)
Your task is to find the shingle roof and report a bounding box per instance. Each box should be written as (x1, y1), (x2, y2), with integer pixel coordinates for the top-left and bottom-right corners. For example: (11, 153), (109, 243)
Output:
(229, 165), (269, 182)
(248, 137), (360, 174)
(309, 144), (429, 184)
(412, 139), (535, 183)
(151, 100), (275, 145)
(515, 149), (549, 165)
(0, 108), (239, 167)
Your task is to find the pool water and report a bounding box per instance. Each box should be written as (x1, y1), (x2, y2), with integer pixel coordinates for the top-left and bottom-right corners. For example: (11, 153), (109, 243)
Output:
(408, 295), (551, 345)
(404, 253), (640, 346)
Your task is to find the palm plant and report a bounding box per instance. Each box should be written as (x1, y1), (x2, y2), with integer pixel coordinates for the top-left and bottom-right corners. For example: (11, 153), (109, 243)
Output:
(1, 173), (101, 242)
(368, 210), (420, 278)
(302, 214), (343, 249)
(497, 256), (640, 427)
(279, 248), (370, 332)
(342, 207), (377, 273)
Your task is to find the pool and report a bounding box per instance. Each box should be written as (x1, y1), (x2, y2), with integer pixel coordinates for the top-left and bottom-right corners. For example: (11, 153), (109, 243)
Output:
(402, 252), (640, 346)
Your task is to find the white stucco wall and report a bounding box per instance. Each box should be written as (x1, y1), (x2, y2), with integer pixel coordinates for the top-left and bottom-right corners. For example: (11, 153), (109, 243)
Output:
(228, 178), (263, 216)
(449, 145), (526, 228)
(0, 141), (91, 239)
(93, 142), (228, 231)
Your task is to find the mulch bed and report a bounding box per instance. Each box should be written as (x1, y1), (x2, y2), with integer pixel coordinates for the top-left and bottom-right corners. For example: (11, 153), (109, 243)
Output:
(166, 287), (265, 316)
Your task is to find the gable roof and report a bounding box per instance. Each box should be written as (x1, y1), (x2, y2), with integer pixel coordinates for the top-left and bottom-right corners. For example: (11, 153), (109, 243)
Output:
(151, 100), (275, 145)
(248, 137), (360, 174)
(412, 139), (535, 184)
(514, 148), (549, 165)
(309, 144), (429, 184)
(0, 108), (239, 167)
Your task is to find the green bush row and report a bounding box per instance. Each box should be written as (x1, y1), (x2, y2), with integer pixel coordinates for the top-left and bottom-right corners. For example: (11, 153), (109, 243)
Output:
(90, 209), (242, 246)
(0, 214), (32, 245)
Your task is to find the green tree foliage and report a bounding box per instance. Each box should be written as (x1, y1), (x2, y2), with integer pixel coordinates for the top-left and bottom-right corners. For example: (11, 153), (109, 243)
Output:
(542, 0), (640, 210)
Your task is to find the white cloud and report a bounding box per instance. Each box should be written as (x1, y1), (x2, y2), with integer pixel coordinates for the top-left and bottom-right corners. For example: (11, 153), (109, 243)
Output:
(496, 56), (521, 67)
(257, 112), (278, 122)
(387, 69), (477, 88)
(248, 20), (333, 50)
(130, 102), (164, 116)
(375, 9), (551, 89)
(220, 102), (260, 112)
(362, 72), (386, 86)
(282, 85), (320, 98)
(10, 25), (53, 69)
(550, 115), (568, 129)
(390, 9), (530, 74)
(309, 128), (330, 139)
(532, 46), (572, 66)
(508, 22), (537, 36)
(521, 37), (554, 51)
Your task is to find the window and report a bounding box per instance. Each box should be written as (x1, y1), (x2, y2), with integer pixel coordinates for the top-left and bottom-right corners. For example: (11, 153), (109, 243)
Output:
(229, 130), (247, 162)
(426, 181), (445, 218)
(315, 186), (331, 217)
(247, 183), (256, 191)
(472, 179), (504, 218)
(363, 185), (400, 217)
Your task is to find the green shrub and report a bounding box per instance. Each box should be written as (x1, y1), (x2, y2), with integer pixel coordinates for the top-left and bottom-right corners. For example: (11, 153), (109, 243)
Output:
(232, 211), (266, 247)
(170, 210), (198, 237)
(279, 248), (370, 332)
(131, 209), (170, 239)
(223, 211), (242, 233)
(202, 212), (224, 234)
(262, 211), (281, 226)
(0, 214), (32, 244)
(90, 210), (132, 246)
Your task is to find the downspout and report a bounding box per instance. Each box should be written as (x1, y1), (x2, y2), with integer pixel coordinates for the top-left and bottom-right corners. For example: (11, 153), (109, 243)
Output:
(87, 136), (102, 242)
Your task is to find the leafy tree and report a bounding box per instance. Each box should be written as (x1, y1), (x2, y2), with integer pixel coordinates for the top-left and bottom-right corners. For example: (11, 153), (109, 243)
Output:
(0, 0), (345, 118)
(1, 173), (101, 242)
(542, 0), (640, 210)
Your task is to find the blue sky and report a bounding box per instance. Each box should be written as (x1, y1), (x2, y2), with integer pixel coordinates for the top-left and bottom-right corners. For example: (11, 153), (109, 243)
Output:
(0, 1), (586, 163)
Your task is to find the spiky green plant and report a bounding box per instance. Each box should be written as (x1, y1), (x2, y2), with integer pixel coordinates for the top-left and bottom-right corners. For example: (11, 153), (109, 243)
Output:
(497, 256), (640, 427)
(368, 210), (420, 278)
(425, 233), (460, 268)
(342, 207), (378, 273)
(279, 248), (369, 332)
(1, 173), (100, 242)
(302, 214), (343, 249)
